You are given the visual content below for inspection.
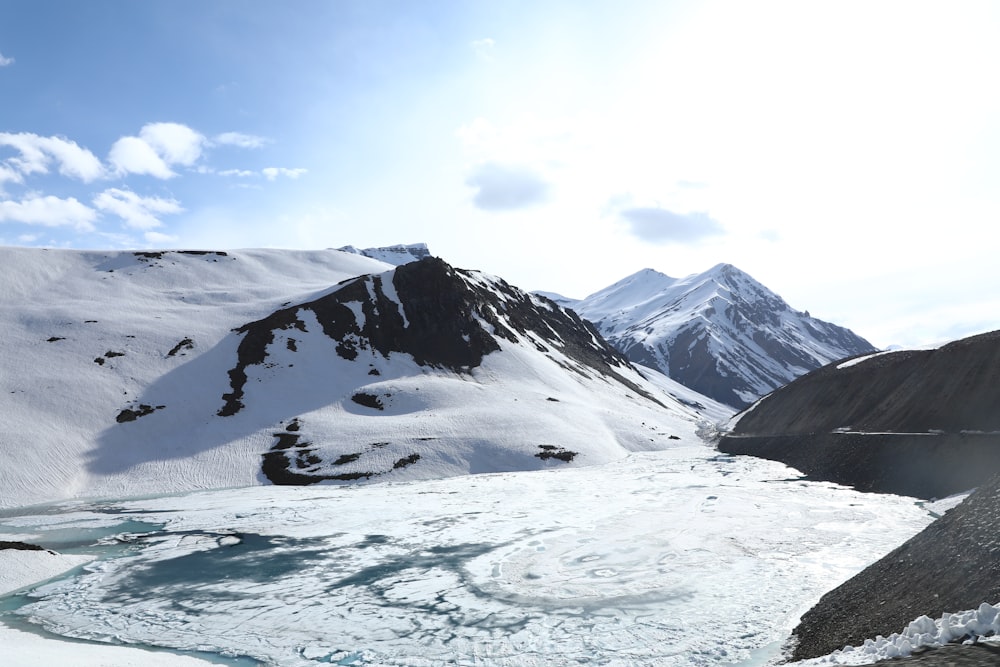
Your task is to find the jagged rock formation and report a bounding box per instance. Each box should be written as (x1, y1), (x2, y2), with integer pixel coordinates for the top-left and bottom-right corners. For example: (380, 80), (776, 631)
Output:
(790, 473), (1000, 661)
(718, 329), (1000, 498)
(570, 263), (875, 408)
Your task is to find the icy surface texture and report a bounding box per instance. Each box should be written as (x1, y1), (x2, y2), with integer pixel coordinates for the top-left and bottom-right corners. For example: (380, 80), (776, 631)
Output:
(13, 448), (931, 666)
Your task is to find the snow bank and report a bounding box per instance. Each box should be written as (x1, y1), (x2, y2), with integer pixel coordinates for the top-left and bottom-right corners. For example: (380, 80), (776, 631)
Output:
(0, 549), (93, 597)
(800, 603), (1000, 664)
(0, 624), (217, 666)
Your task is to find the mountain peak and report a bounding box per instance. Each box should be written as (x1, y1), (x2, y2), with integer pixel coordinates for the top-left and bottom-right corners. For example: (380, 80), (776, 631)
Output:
(573, 263), (876, 408)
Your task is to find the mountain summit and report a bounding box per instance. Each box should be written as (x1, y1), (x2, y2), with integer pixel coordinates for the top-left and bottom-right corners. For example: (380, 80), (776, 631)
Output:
(570, 263), (876, 408)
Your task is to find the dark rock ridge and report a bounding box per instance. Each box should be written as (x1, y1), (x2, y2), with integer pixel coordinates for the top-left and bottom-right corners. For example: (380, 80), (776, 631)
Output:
(790, 473), (1000, 661)
(719, 329), (1000, 498)
(219, 257), (657, 417)
(573, 264), (875, 409)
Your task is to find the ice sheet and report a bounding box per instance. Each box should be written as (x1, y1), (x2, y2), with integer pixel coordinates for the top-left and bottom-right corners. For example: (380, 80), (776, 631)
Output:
(8, 447), (933, 666)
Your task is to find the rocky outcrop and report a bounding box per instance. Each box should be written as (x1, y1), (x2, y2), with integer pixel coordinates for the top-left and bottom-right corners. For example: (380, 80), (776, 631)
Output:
(790, 474), (1000, 661)
(718, 330), (1000, 498)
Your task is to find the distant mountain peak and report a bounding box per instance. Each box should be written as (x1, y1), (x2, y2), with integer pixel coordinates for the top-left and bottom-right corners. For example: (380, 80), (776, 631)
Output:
(573, 263), (876, 408)
(336, 243), (431, 266)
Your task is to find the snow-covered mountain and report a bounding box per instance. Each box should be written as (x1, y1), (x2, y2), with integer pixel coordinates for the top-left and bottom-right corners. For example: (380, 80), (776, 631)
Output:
(569, 263), (876, 408)
(0, 247), (728, 508)
(336, 242), (431, 265)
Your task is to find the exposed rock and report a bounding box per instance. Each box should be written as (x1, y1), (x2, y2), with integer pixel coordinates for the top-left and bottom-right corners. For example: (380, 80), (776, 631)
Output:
(116, 404), (164, 423)
(167, 338), (195, 357)
(535, 445), (577, 462)
(351, 392), (384, 410)
(0, 540), (47, 551)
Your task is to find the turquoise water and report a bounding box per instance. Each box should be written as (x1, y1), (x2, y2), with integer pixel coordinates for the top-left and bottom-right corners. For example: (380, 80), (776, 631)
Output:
(0, 507), (262, 667)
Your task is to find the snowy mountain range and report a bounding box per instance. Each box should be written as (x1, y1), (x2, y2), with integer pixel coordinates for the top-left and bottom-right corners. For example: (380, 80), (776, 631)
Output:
(565, 263), (876, 408)
(0, 245), (728, 508)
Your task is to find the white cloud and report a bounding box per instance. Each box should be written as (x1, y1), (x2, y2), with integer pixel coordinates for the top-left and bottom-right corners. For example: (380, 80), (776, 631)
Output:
(108, 136), (175, 179)
(0, 163), (22, 186)
(140, 123), (204, 166)
(108, 123), (205, 178)
(262, 167), (307, 181)
(214, 132), (269, 149)
(0, 132), (105, 182)
(219, 169), (257, 178)
(0, 52), (13, 67)
(0, 194), (97, 230)
(465, 162), (549, 211)
(92, 188), (183, 230)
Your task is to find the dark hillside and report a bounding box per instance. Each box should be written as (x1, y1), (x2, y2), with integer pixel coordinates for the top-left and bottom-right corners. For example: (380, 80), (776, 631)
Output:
(719, 330), (1000, 498)
(791, 474), (1000, 661)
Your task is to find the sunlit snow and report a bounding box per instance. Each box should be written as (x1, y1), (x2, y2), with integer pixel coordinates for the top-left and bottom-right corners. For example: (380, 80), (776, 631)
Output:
(3, 447), (934, 667)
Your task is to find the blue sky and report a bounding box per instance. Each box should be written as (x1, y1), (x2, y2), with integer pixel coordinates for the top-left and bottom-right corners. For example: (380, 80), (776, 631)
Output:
(2, 1), (1000, 348)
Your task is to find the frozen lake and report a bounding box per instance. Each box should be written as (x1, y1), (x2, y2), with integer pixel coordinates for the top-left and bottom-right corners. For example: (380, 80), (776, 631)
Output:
(1, 446), (934, 666)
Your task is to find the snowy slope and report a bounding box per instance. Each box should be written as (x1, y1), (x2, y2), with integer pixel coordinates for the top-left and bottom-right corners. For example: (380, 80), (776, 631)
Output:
(0, 247), (729, 508)
(571, 263), (876, 408)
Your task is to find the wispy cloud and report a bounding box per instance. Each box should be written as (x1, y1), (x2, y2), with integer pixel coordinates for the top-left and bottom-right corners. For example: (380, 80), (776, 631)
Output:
(108, 122), (205, 179)
(465, 162), (548, 211)
(144, 230), (179, 244)
(0, 52), (13, 67)
(262, 167), (307, 181)
(92, 188), (183, 229)
(214, 132), (269, 149)
(471, 38), (496, 62)
(0, 132), (105, 182)
(0, 194), (97, 230)
(219, 169), (257, 178)
(619, 206), (724, 244)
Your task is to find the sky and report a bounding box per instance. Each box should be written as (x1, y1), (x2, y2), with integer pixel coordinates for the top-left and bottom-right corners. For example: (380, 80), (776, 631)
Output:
(1, 0), (999, 349)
